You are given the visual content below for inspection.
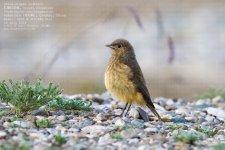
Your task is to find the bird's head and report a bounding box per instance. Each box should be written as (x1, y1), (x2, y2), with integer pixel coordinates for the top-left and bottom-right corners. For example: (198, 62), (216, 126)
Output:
(106, 39), (135, 58)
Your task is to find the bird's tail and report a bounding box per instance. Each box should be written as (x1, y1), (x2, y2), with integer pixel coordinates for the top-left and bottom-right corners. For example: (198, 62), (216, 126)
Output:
(146, 104), (162, 121)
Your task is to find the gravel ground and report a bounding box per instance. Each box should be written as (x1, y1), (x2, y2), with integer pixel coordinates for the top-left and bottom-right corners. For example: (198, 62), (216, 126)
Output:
(0, 93), (225, 150)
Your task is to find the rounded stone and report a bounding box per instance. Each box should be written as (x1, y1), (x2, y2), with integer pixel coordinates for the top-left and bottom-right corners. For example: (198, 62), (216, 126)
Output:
(57, 115), (68, 122)
(115, 118), (126, 126)
(0, 131), (7, 139)
(129, 108), (140, 119)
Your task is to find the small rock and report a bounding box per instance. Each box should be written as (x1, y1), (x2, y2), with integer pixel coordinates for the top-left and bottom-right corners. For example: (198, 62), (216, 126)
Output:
(172, 116), (187, 123)
(115, 118), (126, 126)
(205, 116), (215, 122)
(31, 109), (49, 116)
(3, 122), (11, 128)
(98, 133), (113, 145)
(165, 105), (177, 111)
(175, 107), (189, 116)
(144, 127), (158, 133)
(55, 125), (67, 133)
(166, 99), (175, 105)
(197, 116), (206, 123)
(131, 119), (144, 128)
(95, 113), (106, 122)
(122, 116), (131, 123)
(196, 99), (210, 105)
(91, 97), (104, 104)
(176, 99), (188, 106)
(81, 125), (108, 134)
(121, 128), (141, 138)
(185, 116), (195, 122)
(138, 145), (151, 150)
(13, 121), (33, 128)
(77, 119), (95, 128)
(206, 107), (225, 120)
(36, 116), (46, 120)
(215, 134), (225, 140)
(70, 133), (88, 139)
(24, 115), (37, 122)
(0, 131), (7, 139)
(68, 127), (80, 133)
(129, 108), (140, 119)
(57, 115), (68, 122)
(128, 138), (139, 144)
(53, 110), (65, 116)
(29, 132), (45, 140)
(212, 96), (224, 104)
(161, 114), (172, 122)
(154, 97), (167, 107)
(137, 107), (149, 122)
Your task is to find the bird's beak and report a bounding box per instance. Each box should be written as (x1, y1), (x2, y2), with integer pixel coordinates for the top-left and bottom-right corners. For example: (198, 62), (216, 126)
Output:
(106, 44), (114, 49)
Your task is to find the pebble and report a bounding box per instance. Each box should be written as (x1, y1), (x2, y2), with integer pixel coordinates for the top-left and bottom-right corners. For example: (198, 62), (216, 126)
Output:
(185, 116), (195, 122)
(144, 127), (158, 133)
(131, 119), (144, 128)
(82, 125), (108, 134)
(0, 131), (7, 138)
(115, 118), (126, 126)
(212, 96), (224, 104)
(175, 107), (188, 116)
(206, 107), (225, 120)
(161, 114), (172, 122)
(129, 108), (140, 119)
(31, 109), (49, 116)
(172, 116), (187, 123)
(3, 122), (11, 128)
(205, 116), (215, 122)
(13, 121), (33, 128)
(98, 133), (113, 145)
(77, 119), (95, 128)
(0, 94), (224, 149)
(121, 128), (141, 138)
(138, 145), (151, 150)
(95, 113), (106, 122)
(128, 138), (139, 144)
(57, 115), (68, 122)
(137, 107), (149, 122)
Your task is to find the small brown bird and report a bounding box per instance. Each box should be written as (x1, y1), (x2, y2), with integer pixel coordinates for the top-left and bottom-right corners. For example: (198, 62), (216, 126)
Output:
(105, 39), (161, 120)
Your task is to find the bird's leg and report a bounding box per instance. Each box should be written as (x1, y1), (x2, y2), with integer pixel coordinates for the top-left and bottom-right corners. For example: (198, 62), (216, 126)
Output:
(120, 102), (128, 117)
(124, 104), (131, 117)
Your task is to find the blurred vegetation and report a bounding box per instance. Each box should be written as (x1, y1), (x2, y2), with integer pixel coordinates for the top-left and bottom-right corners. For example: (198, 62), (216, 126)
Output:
(54, 134), (67, 146)
(47, 97), (92, 111)
(167, 123), (181, 131)
(195, 127), (218, 137)
(111, 133), (123, 140)
(35, 119), (52, 128)
(195, 89), (225, 100)
(173, 130), (203, 145)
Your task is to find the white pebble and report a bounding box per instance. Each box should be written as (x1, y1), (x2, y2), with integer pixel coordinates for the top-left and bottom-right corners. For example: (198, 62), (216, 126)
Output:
(115, 118), (126, 126)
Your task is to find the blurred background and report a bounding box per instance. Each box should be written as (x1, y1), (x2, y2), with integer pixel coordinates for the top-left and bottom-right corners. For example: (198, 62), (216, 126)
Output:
(0, 0), (225, 99)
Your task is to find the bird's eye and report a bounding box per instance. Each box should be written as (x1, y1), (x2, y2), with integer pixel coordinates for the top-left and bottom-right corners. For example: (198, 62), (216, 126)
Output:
(117, 45), (122, 48)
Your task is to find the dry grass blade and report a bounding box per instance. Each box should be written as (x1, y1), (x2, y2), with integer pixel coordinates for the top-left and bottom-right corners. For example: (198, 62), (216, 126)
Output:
(25, 18), (106, 80)
(167, 36), (175, 64)
(155, 9), (165, 39)
(126, 6), (144, 30)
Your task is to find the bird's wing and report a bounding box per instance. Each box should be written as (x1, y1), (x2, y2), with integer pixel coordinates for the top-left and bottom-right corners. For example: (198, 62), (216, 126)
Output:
(126, 58), (161, 120)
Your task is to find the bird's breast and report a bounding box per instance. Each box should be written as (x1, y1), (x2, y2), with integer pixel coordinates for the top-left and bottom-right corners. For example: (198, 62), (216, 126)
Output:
(105, 60), (136, 103)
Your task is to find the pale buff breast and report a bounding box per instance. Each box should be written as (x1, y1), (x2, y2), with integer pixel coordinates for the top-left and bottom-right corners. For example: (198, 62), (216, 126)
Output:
(105, 61), (145, 105)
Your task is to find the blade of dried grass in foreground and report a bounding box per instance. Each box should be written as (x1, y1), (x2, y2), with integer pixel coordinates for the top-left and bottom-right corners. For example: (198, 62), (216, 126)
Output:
(126, 6), (144, 30)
